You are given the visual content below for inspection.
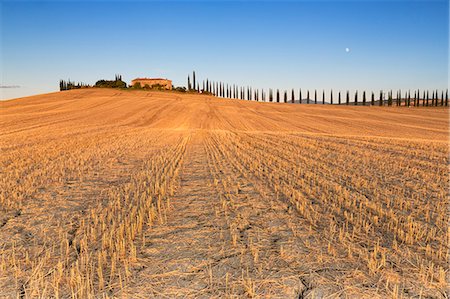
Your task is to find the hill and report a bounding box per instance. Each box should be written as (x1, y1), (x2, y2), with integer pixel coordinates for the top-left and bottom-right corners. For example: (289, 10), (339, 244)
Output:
(0, 89), (448, 298)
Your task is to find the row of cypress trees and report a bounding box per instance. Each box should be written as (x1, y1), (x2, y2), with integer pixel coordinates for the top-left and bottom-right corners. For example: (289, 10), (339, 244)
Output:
(59, 79), (90, 91)
(60, 74), (127, 91)
(188, 71), (448, 107)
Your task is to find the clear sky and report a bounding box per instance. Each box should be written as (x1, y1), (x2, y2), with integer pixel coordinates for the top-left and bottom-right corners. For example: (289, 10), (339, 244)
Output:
(1, 0), (448, 100)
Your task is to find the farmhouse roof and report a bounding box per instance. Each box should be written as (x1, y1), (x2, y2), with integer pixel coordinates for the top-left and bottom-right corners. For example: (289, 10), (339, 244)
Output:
(132, 78), (171, 81)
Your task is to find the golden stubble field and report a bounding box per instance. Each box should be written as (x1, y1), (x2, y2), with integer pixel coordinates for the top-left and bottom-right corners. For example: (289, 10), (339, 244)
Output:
(0, 89), (448, 298)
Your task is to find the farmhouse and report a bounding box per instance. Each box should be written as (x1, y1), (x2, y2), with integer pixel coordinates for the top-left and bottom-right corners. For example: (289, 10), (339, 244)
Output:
(131, 78), (172, 90)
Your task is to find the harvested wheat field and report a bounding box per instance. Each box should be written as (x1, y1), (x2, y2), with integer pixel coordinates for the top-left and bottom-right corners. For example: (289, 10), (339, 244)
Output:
(0, 88), (448, 298)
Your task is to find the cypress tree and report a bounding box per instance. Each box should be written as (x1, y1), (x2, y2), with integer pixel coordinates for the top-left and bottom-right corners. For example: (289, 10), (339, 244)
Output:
(346, 90), (350, 105)
(202, 80), (205, 92)
(330, 90), (333, 105)
(354, 91), (358, 105)
(276, 89), (280, 102)
(338, 91), (341, 105)
(417, 89), (420, 106)
(284, 90), (287, 103)
(441, 91), (444, 106)
(322, 90), (325, 104)
(299, 89), (302, 104)
(446, 89), (448, 106)
(388, 91), (393, 106)
(307, 90), (310, 104)
(426, 90), (429, 106)
(379, 90), (383, 106)
(269, 89), (273, 102)
(187, 76), (192, 91)
(314, 90), (317, 104)
(193, 71), (196, 91)
(291, 89), (295, 103)
(371, 92), (375, 106)
(362, 91), (366, 106)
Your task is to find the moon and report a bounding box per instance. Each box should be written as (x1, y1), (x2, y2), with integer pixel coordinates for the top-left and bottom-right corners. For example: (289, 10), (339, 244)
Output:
(345, 47), (350, 53)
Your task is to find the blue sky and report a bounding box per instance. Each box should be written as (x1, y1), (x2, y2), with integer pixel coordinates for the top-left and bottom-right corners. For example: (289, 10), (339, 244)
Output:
(1, 0), (448, 100)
